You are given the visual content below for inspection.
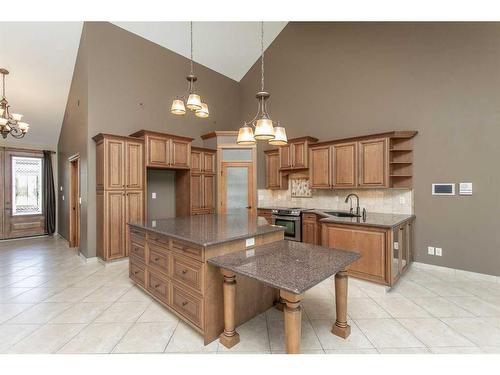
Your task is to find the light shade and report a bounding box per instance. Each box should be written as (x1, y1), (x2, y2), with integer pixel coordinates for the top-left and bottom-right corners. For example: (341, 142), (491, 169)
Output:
(236, 125), (256, 145)
(195, 102), (209, 118)
(254, 118), (275, 140)
(186, 93), (202, 111)
(0, 117), (8, 126)
(0, 108), (4, 116)
(11, 113), (23, 121)
(269, 126), (288, 146)
(170, 99), (186, 115)
(18, 122), (29, 132)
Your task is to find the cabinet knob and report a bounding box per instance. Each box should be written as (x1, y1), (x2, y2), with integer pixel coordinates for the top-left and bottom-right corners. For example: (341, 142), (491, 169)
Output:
(182, 269), (188, 275)
(182, 301), (188, 306)
(154, 284), (160, 288)
(154, 257), (160, 262)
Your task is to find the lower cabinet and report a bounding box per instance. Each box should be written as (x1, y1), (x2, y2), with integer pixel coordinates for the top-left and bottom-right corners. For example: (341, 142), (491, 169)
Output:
(257, 208), (273, 224)
(302, 213), (320, 245)
(191, 174), (215, 215)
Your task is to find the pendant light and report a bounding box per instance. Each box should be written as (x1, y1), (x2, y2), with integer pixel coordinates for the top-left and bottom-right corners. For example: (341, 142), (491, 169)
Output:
(170, 22), (209, 118)
(237, 22), (287, 145)
(0, 68), (29, 139)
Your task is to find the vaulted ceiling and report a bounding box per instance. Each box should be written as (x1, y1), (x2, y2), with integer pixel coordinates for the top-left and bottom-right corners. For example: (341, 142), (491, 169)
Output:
(0, 21), (287, 150)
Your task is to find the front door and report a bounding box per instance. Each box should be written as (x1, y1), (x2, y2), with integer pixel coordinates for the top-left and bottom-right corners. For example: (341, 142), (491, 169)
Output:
(220, 162), (254, 214)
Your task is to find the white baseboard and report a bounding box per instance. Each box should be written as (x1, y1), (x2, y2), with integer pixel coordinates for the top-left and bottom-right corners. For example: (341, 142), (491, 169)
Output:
(78, 252), (98, 263)
(413, 261), (500, 283)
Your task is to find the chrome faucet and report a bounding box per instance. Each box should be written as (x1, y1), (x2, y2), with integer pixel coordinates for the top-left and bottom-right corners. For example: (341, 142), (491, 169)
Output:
(345, 193), (360, 216)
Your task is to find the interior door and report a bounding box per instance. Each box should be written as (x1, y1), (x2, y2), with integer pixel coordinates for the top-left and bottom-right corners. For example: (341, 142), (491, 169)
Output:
(69, 156), (81, 248)
(3, 149), (46, 238)
(220, 162), (254, 214)
(0, 148), (4, 239)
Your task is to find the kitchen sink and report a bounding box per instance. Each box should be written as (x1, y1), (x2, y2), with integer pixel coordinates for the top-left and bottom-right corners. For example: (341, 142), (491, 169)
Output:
(324, 211), (361, 218)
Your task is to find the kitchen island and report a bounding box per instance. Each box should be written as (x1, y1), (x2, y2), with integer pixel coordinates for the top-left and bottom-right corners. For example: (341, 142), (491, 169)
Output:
(127, 213), (284, 344)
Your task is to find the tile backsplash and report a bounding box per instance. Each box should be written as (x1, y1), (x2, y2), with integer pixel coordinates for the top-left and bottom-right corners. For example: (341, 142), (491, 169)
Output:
(259, 180), (413, 214)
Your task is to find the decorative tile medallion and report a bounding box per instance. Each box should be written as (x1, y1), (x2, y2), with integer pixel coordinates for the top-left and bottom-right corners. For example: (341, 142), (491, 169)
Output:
(291, 178), (312, 198)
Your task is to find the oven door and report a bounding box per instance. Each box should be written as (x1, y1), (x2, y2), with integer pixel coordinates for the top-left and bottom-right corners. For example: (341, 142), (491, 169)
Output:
(271, 215), (301, 241)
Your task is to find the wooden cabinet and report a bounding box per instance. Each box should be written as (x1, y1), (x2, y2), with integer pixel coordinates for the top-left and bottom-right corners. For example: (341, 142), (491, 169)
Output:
(358, 138), (388, 187)
(264, 149), (287, 189)
(390, 220), (413, 285)
(332, 142), (357, 188)
(278, 136), (318, 170)
(190, 147), (216, 215)
(310, 146), (330, 188)
(94, 133), (145, 261)
(257, 208), (273, 224)
(130, 130), (194, 169)
(302, 213), (320, 245)
(322, 223), (388, 284)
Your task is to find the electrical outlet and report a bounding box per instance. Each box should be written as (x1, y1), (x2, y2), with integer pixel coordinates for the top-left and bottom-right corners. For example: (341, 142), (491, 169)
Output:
(62, 195), (64, 201)
(435, 247), (442, 256)
(246, 237), (255, 247)
(152, 192), (156, 199)
(394, 242), (399, 250)
(428, 246), (435, 255)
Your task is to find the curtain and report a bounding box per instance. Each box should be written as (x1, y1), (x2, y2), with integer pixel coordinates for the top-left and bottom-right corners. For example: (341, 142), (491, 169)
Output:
(43, 150), (56, 235)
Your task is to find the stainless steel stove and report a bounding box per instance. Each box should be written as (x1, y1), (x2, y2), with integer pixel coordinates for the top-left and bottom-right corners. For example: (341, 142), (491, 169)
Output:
(271, 207), (307, 242)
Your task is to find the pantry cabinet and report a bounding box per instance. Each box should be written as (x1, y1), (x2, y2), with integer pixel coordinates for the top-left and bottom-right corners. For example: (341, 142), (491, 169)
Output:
(190, 147), (216, 215)
(264, 149), (288, 189)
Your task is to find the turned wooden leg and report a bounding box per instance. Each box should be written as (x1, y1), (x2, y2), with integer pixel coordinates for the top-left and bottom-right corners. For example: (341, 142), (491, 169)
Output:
(332, 270), (351, 338)
(219, 268), (240, 348)
(275, 296), (285, 311)
(280, 290), (302, 354)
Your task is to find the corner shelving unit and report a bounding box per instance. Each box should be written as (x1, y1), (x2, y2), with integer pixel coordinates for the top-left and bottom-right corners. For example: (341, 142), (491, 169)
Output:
(389, 132), (417, 188)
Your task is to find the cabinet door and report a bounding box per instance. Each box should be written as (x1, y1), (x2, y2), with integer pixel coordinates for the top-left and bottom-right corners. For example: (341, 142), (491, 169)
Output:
(126, 141), (143, 189)
(125, 191), (144, 256)
(358, 138), (388, 187)
(191, 150), (202, 173)
(332, 142), (357, 188)
(279, 145), (291, 169)
(203, 174), (215, 211)
(203, 152), (216, 174)
(265, 152), (280, 189)
(322, 224), (387, 283)
(105, 139), (125, 189)
(293, 141), (306, 168)
(170, 139), (191, 168)
(148, 136), (169, 167)
(302, 220), (317, 245)
(95, 141), (104, 190)
(106, 191), (126, 260)
(310, 146), (331, 188)
(190, 174), (203, 212)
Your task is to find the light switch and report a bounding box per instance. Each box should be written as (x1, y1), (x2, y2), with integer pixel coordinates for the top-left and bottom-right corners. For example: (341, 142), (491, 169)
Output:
(60, 186), (63, 191)
(459, 183), (472, 195)
(62, 195), (65, 201)
(151, 220), (157, 227)
(79, 197), (82, 204)
(435, 247), (442, 256)
(428, 246), (435, 255)
(152, 192), (156, 199)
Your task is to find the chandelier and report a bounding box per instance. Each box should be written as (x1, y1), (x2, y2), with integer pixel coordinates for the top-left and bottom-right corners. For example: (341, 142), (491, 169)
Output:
(170, 22), (209, 118)
(0, 69), (29, 139)
(237, 22), (287, 146)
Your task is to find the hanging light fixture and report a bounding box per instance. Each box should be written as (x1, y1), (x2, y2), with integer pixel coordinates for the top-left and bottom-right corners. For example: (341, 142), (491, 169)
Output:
(237, 22), (287, 145)
(0, 68), (29, 139)
(170, 22), (209, 119)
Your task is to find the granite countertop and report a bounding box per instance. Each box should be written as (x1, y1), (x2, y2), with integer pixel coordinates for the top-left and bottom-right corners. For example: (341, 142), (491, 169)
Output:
(128, 212), (284, 247)
(207, 240), (360, 294)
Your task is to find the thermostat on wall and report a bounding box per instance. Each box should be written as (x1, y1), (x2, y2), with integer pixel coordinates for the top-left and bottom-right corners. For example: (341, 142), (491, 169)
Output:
(459, 182), (473, 195)
(432, 183), (455, 196)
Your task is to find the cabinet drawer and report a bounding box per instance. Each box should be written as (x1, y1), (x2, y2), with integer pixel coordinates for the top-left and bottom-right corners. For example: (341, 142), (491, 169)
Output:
(302, 213), (317, 221)
(171, 284), (203, 328)
(171, 239), (203, 261)
(129, 261), (145, 287)
(130, 227), (145, 239)
(147, 270), (169, 303)
(130, 242), (145, 262)
(148, 232), (170, 248)
(148, 248), (169, 275)
(171, 254), (203, 294)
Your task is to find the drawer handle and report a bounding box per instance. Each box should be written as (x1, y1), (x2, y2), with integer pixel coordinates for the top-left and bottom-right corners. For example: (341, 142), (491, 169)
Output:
(154, 257), (160, 262)
(133, 270), (139, 275)
(154, 283), (160, 288)
(182, 269), (188, 275)
(182, 301), (188, 306)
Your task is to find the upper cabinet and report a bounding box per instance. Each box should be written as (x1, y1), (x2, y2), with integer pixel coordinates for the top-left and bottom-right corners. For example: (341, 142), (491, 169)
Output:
(264, 149), (288, 190)
(309, 131), (417, 189)
(129, 130), (193, 169)
(278, 137), (318, 170)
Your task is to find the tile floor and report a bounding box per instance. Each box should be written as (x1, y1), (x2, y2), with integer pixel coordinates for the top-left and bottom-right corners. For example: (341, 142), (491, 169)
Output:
(1, 236), (500, 354)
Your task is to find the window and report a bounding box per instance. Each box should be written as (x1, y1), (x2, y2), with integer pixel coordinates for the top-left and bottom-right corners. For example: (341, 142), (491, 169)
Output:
(12, 156), (43, 216)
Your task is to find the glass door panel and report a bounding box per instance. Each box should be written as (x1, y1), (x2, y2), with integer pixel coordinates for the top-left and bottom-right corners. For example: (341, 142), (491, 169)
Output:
(225, 166), (249, 211)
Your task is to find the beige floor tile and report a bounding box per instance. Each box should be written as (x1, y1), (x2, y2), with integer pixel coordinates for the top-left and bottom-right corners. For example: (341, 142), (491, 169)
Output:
(304, 283), (333, 300)
(377, 347), (430, 354)
(429, 346), (483, 354)
(272, 349), (325, 354)
(137, 302), (179, 323)
(324, 348), (378, 354)
(266, 305), (285, 321)
(478, 346), (500, 354)
(94, 301), (150, 323)
(7, 287), (59, 303)
(0, 287), (32, 302)
(303, 298), (336, 320)
(8, 275), (50, 288)
(391, 280), (437, 298)
(441, 318), (500, 346)
(355, 318), (425, 349)
(218, 314), (270, 353)
(0, 303), (33, 323)
(9, 302), (73, 324)
(113, 322), (177, 353)
(44, 287), (96, 303)
(117, 286), (152, 302)
(397, 318), (475, 347)
(82, 286), (131, 303)
(268, 318), (322, 351)
(50, 302), (112, 323)
(58, 322), (132, 353)
(310, 319), (374, 349)
(165, 321), (218, 353)
(412, 297), (475, 318)
(346, 298), (391, 319)
(423, 282), (473, 297)
(0, 324), (40, 352)
(8, 323), (86, 353)
(446, 296), (500, 317)
(371, 295), (431, 318)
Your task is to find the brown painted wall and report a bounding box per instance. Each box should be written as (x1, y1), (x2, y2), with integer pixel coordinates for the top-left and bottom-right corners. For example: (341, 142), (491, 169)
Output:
(58, 22), (240, 257)
(239, 22), (500, 276)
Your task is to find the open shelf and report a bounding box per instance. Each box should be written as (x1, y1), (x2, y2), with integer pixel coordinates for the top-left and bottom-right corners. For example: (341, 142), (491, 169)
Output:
(390, 174), (413, 177)
(390, 161), (412, 164)
(390, 149), (413, 152)
(389, 137), (414, 188)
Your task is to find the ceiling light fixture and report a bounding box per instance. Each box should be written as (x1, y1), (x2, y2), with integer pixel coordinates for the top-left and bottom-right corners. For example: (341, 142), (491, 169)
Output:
(237, 22), (287, 146)
(0, 68), (29, 139)
(170, 22), (209, 119)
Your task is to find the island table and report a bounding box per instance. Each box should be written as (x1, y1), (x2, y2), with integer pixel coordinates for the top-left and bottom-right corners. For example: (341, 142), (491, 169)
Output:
(208, 240), (360, 354)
